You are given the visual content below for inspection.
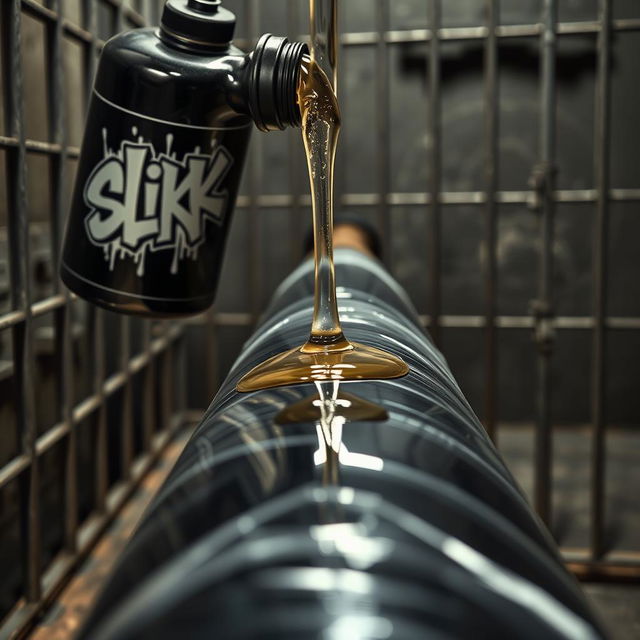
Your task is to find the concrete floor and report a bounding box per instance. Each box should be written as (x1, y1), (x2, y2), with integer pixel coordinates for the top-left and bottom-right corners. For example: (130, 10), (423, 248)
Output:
(498, 424), (640, 554)
(584, 584), (640, 640)
(499, 423), (640, 639)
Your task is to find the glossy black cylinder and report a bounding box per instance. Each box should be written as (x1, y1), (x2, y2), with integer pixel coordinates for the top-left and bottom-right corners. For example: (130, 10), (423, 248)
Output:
(77, 250), (605, 639)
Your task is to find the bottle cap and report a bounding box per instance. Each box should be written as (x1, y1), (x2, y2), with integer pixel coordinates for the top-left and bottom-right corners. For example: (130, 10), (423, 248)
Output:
(161, 0), (235, 49)
(248, 35), (309, 131)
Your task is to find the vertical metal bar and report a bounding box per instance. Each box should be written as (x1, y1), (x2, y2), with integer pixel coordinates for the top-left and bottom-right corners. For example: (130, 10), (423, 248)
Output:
(81, 0), (109, 511)
(591, 0), (611, 560)
(114, 0), (124, 32)
(2, 0), (41, 602)
(202, 0), (219, 411)
(334, 1), (347, 218)
(160, 334), (173, 431)
(533, 0), (557, 525)
(112, 1), (135, 478)
(149, 0), (161, 25)
(82, 0), (97, 106)
(247, 0), (262, 322)
(138, 0), (154, 412)
(288, 0), (303, 268)
(427, 0), (442, 346)
(93, 307), (109, 510)
(175, 331), (187, 420)
(120, 314), (135, 476)
(483, 0), (498, 441)
(47, 0), (77, 551)
(376, 0), (391, 264)
(141, 320), (155, 452)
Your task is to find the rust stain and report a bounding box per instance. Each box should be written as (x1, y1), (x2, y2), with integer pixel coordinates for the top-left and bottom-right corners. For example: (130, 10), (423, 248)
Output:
(30, 435), (190, 640)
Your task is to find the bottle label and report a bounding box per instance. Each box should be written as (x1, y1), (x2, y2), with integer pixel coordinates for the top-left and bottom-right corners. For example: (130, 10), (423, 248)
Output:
(63, 90), (251, 309)
(85, 124), (233, 277)
(83, 91), (246, 277)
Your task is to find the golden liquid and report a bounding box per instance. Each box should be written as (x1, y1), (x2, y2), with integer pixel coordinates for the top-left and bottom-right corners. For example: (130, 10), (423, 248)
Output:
(275, 390), (388, 425)
(236, 8), (409, 394)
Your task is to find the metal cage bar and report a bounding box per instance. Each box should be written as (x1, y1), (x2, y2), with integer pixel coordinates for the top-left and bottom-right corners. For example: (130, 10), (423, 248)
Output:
(483, 0), (499, 441)
(45, 0), (78, 556)
(3, 0), (42, 606)
(247, 0), (262, 323)
(287, 0), (304, 268)
(231, 187), (640, 208)
(0, 2), (189, 637)
(427, 0), (442, 348)
(333, 17), (640, 45)
(0, 4), (638, 638)
(376, 0), (391, 263)
(591, 0), (612, 562)
(533, 0), (557, 526)
(231, 0), (640, 582)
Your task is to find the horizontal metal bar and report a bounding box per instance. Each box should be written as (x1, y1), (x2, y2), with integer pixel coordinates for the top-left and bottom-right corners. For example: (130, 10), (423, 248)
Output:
(234, 188), (640, 209)
(62, 20), (95, 45)
(565, 562), (640, 584)
(0, 414), (189, 640)
(563, 547), (640, 582)
(19, 0), (106, 49)
(100, 0), (146, 28)
(336, 18), (640, 46)
(0, 295), (79, 331)
(35, 421), (68, 457)
(0, 135), (80, 157)
(72, 393), (103, 424)
(21, 0), (144, 30)
(0, 454), (30, 490)
(31, 294), (67, 316)
(0, 171), (632, 211)
(18, 5), (640, 48)
(568, 562), (640, 583)
(181, 311), (254, 326)
(123, 9), (145, 28)
(0, 327), (185, 467)
(425, 315), (640, 330)
(17, 311), (640, 345)
(0, 310), (26, 331)
(20, 0), (56, 22)
(179, 312), (640, 331)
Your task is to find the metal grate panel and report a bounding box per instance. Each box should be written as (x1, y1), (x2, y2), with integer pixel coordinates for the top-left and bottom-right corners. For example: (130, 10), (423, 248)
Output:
(218, 0), (640, 581)
(1, 2), (639, 637)
(0, 2), (185, 637)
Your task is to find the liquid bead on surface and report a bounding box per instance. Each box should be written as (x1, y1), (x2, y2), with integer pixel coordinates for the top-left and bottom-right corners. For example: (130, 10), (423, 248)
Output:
(275, 387), (388, 425)
(236, 341), (409, 392)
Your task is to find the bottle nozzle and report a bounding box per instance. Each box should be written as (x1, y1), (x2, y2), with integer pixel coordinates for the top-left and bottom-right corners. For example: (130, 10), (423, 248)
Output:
(247, 34), (309, 132)
(161, 0), (234, 49)
(187, 0), (220, 12)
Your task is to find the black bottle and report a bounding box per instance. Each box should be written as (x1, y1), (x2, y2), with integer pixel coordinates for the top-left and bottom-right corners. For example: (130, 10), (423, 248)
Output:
(61, 0), (308, 316)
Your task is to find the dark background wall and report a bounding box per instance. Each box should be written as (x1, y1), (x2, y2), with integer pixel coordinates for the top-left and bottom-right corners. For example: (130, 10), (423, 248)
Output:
(0, 0), (638, 628)
(200, 0), (640, 426)
(1, 1), (638, 433)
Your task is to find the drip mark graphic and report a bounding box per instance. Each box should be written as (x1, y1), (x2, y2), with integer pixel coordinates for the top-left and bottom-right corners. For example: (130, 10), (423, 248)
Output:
(85, 128), (233, 276)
